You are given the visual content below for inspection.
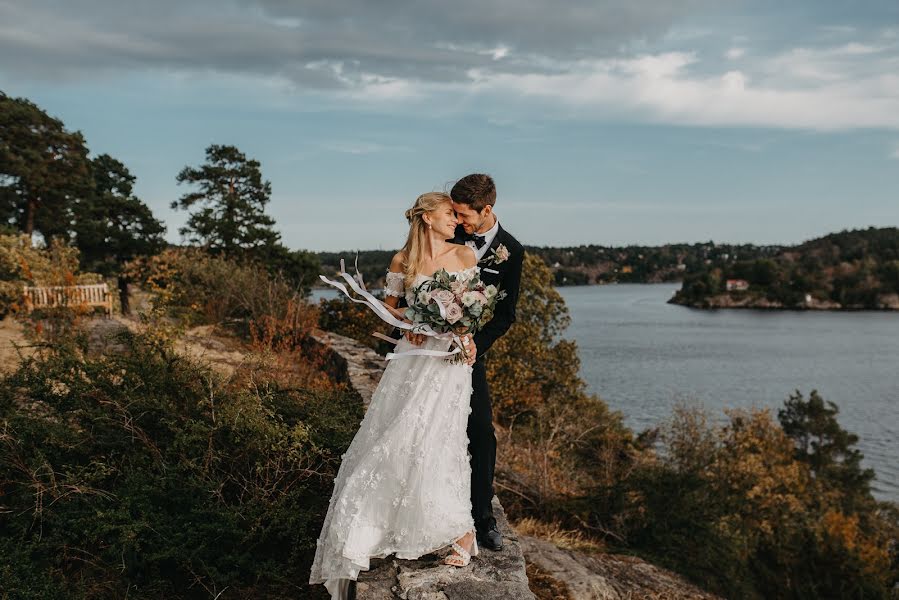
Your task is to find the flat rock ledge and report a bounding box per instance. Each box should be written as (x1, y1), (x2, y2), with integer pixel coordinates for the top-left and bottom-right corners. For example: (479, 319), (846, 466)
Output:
(357, 498), (534, 600)
(519, 535), (722, 600)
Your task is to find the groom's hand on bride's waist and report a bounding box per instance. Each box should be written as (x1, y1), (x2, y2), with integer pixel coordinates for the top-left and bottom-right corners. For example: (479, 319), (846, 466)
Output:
(404, 331), (426, 345)
(463, 335), (477, 366)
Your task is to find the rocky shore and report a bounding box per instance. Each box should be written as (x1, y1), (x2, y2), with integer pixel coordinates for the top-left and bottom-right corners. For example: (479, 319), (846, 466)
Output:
(669, 292), (899, 311)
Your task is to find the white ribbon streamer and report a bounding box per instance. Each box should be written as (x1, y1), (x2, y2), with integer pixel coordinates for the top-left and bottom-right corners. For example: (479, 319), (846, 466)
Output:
(319, 260), (462, 361)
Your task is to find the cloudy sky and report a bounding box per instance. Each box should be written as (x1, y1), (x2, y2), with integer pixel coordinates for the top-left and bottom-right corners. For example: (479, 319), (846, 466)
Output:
(2, 0), (898, 251)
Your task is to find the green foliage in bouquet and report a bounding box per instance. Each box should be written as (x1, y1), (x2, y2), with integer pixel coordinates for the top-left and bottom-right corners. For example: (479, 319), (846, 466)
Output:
(404, 268), (506, 334)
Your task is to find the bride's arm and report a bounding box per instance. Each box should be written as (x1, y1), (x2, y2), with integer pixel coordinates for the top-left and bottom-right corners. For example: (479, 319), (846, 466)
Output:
(383, 251), (413, 326)
(382, 294), (407, 321)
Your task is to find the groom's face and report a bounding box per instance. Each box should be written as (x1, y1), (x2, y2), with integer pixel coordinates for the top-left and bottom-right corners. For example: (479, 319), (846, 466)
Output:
(452, 202), (491, 235)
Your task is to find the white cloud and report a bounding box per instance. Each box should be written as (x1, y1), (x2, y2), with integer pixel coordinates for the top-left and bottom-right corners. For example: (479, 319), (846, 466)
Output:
(452, 43), (899, 130)
(890, 144), (899, 160)
(434, 42), (510, 61)
(725, 47), (746, 60)
(489, 46), (510, 61)
(819, 25), (857, 36)
(269, 38), (899, 131)
(322, 141), (387, 155)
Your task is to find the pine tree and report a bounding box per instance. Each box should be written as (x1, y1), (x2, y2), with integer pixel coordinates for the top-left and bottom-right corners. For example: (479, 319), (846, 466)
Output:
(72, 154), (166, 312)
(172, 144), (279, 258)
(0, 92), (92, 241)
(778, 390), (875, 509)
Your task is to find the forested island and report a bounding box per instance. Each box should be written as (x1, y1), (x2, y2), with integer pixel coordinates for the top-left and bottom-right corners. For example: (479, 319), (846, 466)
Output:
(671, 227), (899, 310)
(317, 242), (782, 287)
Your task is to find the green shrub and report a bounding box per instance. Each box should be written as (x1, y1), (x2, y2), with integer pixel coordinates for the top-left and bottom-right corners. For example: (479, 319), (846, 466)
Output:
(0, 330), (360, 599)
(125, 247), (309, 332)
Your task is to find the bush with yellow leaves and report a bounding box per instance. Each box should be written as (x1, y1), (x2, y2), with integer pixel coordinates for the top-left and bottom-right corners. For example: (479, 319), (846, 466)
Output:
(617, 402), (899, 599)
(0, 234), (103, 317)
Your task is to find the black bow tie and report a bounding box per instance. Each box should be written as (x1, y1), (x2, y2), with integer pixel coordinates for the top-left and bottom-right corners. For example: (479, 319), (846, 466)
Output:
(465, 234), (487, 249)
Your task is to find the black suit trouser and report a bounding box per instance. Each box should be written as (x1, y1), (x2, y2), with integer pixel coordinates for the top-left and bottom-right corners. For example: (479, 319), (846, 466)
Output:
(468, 358), (496, 529)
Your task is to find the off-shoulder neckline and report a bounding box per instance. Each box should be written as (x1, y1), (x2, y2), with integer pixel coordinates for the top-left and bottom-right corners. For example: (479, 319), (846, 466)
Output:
(386, 265), (479, 279)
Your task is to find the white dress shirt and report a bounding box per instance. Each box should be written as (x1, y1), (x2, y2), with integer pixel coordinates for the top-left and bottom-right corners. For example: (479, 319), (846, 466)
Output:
(465, 219), (500, 261)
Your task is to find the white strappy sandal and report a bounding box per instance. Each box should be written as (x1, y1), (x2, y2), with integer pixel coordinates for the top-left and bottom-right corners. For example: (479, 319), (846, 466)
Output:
(444, 535), (479, 567)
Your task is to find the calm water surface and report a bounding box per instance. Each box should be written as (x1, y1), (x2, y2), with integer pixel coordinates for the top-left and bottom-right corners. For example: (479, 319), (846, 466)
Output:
(559, 284), (899, 503)
(313, 284), (899, 502)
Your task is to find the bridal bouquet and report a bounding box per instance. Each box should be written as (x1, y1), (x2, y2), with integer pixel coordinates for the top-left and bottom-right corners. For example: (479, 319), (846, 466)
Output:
(405, 268), (507, 363)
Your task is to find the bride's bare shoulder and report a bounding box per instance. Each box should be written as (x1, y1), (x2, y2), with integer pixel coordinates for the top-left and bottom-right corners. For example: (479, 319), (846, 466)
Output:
(455, 244), (477, 268)
(389, 251), (407, 273)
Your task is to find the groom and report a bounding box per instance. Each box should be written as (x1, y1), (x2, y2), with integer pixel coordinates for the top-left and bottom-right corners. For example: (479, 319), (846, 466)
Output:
(449, 174), (524, 551)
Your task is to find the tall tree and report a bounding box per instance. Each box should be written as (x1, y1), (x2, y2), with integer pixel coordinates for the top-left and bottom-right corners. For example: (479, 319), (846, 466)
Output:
(172, 144), (279, 257)
(72, 154), (166, 312)
(778, 390), (875, 510)
(0, 92), (92, 241)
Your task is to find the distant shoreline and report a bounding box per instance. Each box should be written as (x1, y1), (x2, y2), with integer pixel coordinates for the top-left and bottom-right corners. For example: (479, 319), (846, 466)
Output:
(668, 293), (899, 312)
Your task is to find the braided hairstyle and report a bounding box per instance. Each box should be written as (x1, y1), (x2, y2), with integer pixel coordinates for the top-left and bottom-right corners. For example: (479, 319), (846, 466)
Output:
(400, 192), (453, 288)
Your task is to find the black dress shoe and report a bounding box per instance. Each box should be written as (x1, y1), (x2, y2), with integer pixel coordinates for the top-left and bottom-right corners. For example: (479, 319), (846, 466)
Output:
(476, 523), (504, 551)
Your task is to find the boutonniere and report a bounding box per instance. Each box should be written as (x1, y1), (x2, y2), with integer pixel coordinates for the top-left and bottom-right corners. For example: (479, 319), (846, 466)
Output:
(481, 243), (510, 267)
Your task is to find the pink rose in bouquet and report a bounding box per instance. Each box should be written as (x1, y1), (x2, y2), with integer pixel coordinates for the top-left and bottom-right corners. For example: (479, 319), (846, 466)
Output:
(431, 288), (456, 305)
(404, 267), (508, 363)
(444, 302), (464, 324)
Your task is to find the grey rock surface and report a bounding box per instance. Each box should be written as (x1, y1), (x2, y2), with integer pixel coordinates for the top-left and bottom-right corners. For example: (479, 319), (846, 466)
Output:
(309, 329), (385, 408)
(519, 535), (722, 600)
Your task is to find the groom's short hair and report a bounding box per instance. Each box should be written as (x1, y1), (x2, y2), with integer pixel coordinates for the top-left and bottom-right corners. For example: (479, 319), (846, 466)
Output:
(450, 174), (496, 212)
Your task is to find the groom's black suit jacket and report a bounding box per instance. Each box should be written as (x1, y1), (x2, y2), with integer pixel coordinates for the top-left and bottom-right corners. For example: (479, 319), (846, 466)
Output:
(450, 223), (524, 359)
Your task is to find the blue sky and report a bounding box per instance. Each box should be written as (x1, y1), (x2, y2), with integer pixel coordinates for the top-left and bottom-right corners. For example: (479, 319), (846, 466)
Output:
(1, 0), (898, 252)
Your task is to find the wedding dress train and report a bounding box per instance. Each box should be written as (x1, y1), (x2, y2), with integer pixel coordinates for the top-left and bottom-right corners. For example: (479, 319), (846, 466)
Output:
(309, 269), (477, 599)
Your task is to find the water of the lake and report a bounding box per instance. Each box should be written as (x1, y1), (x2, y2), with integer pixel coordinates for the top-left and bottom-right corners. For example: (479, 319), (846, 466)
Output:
(312, 284), (899, 503)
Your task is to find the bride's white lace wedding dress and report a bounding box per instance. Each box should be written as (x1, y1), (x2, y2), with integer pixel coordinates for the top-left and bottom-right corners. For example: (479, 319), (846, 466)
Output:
(309, 267), (477, 598)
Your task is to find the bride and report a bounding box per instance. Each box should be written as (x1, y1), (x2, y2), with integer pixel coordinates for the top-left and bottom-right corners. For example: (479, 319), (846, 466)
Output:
(309, 192), (482, 599)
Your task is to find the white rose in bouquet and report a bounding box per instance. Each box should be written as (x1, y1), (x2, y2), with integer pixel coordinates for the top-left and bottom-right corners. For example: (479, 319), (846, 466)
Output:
(461, 291), (479, 307)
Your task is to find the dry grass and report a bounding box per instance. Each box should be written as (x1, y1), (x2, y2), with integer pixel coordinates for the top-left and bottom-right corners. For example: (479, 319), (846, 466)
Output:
(526, 560), (573, 600)
(513, 517), (606, 554)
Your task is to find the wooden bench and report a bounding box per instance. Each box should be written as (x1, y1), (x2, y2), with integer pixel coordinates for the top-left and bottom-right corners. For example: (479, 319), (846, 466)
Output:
(23, 283), (113, 316)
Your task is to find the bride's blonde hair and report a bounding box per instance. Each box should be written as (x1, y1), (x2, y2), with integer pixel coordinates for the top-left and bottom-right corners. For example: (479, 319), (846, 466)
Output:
(401, 192), (453, 288)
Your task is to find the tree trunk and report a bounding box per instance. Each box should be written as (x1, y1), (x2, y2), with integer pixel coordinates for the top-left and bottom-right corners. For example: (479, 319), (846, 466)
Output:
(25, 197), (36, 240)
(118, 277), (130, 315)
